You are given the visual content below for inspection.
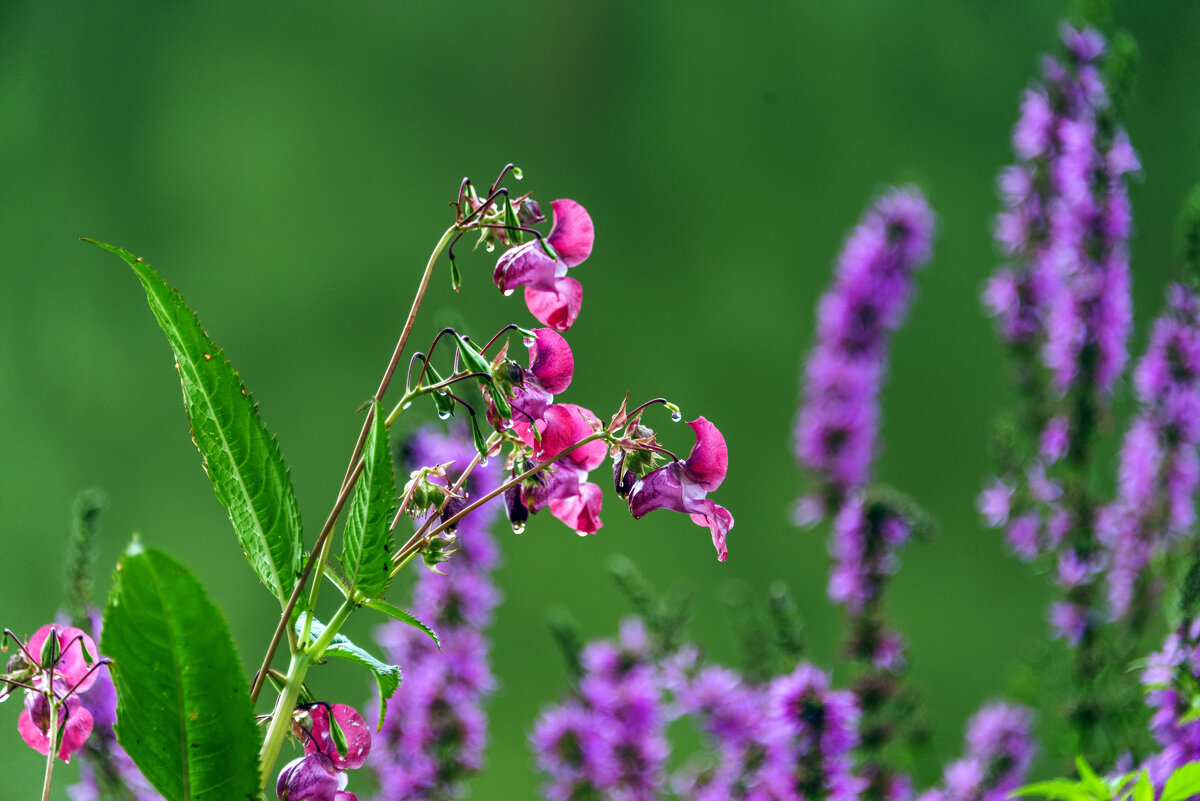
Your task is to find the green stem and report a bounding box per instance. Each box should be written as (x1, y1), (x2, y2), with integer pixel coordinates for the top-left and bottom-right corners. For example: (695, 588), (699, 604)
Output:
(258, 598), (355, 792)
(40, 698), (58, 801)
(249, 223), (459, 704)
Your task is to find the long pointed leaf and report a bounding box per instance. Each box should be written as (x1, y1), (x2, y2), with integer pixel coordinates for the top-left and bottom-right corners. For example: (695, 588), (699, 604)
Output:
(90, 240), (303, 606)
(366, 597), (440, 649)
(103, 544), (260, 801)
(341, 403), (395, 599)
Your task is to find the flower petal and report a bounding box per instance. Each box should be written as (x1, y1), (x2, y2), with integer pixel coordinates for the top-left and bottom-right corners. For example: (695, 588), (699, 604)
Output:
(549, 482), (604, 535)
(494, 241), (563, 295)
(277, 753), (341, 801)
(628, 462), (688, 519)
(547, 199), (594, 268)
(688, 501), (733, 562)
(524, 277), (583, 332)
(528, 328), (573, 394)
(304, 703), (372, 770)
(555, 404), (608, 472)
(18, 696), (94, 762)
(683, 417), (728, 492)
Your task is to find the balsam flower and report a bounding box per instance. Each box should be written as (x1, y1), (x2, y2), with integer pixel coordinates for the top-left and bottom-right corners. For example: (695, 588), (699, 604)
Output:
(500, 327), (574, 432)
(493, 199), (594, 331)
(5, 624), (103, 763)
(280, 703), (370, 801)
(512, 403), (608, 535)
(627, 417), (733, 561)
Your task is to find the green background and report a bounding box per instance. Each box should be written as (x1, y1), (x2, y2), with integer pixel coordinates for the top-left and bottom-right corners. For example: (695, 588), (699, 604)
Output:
(3, 1), (1200, 796)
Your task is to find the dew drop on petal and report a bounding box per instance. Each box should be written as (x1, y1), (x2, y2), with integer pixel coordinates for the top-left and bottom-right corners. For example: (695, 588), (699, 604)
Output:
(502, 288), (515, 297)
(523, 336), (536, 348)
(511, 523), (525, 535)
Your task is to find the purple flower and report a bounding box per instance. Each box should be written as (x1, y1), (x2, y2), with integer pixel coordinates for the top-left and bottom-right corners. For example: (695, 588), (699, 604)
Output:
(493, 199), (593, 332)
(628, 417), (734, 561)
(976, 480), (1014, 528)
(795, 187), (936, 505)
(531, 620), (669, 801)
(369, 426), (502, 800)
(278, 753), (357, 801)
(921, 702), (1035, 801)
(493, 326), (574, 431)
(1099, 284), (1200, 618)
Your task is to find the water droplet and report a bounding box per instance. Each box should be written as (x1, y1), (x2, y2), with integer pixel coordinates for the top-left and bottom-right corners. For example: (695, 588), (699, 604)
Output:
(670, 410), (682, 422)
(576, 530), (589, 537)
(485, 242), (495, 253)
(502, 288), (515, 297)
(523, 336), (536, 348)
(511, 522), (525, 535)
(402, 400), (413, 410)
(436, 389), (449, 396)
(479, 456), (488, 466)
(437, 410), (452, 420)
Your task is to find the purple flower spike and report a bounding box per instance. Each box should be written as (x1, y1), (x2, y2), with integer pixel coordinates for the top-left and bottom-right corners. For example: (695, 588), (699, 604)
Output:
(922, 702), (1035, 801)
(795, 187), (936, 506)
(628, 416), (734, 561)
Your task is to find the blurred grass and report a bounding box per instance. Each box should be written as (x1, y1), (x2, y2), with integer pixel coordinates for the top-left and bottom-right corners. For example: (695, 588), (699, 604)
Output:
(2, 1), (1200, 796)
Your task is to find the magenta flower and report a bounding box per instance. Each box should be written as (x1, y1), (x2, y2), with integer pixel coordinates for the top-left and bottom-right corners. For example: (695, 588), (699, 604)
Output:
(277, 753), (357, 801)
(8, 624), (103, 763)
(493, 199), (594, 331)
(514, 403), (608, 535)
(302, 703), (371, 770)
(627, 417), (733, 561)
(503, 328), (575, 432)
(18, 689), (94, 763)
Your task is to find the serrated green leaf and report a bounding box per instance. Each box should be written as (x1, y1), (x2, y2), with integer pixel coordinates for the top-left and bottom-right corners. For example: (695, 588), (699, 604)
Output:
(342, 404), (395, 600)
(297, 616), (401, 729)
(365, 597), (440, 649)
(1162, 761), (1200, 801)
(89, 241), (302, 607)
(103, 546), (260, 801)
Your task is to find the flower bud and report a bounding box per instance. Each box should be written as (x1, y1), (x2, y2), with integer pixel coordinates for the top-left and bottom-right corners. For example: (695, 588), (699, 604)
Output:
(505, 484), (529, 533)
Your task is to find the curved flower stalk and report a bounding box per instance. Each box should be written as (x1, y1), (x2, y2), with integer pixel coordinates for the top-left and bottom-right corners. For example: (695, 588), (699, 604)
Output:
(915, 703), (1035, 801)
(979, 24), (1139, 645)
(369, 426), (503, 800)
(794, 187), (936, 515)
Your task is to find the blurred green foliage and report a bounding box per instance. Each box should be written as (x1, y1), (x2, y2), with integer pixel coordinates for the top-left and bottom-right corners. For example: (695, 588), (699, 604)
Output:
(3, 1), (1200, 796)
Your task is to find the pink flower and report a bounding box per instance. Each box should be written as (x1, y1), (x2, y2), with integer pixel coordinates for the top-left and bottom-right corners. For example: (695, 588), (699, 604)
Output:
(513, 404), (608, 535)
(627, 417), (734, 561)
(503, 328), (575, 431)
(18, 687), (94, 763)
(302, 703), (371, 770)
(493, 199), (594, 331)
(6, 624), (103, 763)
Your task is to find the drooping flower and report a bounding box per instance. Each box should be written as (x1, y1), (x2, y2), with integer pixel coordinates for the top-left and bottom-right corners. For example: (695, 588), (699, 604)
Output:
(511, 403), (609, 535)
(493, 199), (594, 331)
(18, 688), (94, 763)
(492, 327), (574, 432)
(627, 417), (734, 561)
